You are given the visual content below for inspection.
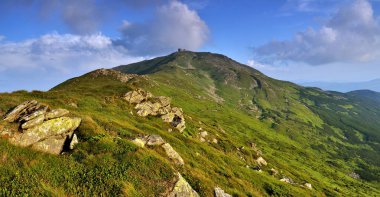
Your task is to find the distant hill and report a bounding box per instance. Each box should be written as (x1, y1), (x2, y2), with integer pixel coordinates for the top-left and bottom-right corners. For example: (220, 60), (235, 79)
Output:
(0, 51), (379, 196)
(300, 79), (380, 93)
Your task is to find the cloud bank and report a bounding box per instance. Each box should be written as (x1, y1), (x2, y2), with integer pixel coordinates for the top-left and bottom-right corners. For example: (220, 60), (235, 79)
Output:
(255, 0), (380, 65)
(0, 33), (144, 92)
(115, 1), (209, 55)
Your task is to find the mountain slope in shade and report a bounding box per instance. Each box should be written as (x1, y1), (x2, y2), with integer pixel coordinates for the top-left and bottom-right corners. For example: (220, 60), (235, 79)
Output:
(0, 51), (379, 196)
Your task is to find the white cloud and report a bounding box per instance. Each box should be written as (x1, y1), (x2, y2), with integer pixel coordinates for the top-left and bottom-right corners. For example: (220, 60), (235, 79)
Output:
(115, 0), (209, 55)
(256, 0), (380, 65)
(0, 33), (146, 91)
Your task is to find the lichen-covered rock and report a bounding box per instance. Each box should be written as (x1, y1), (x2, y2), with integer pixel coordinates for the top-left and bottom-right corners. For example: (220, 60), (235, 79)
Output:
(214, 187), (232, 197)
(162, 143), (184, 166)
(168, 173), (199, 197)
(45, 109), (70, 120)
(256, 156), (267, 166)
(21, 114), (45, 129)
(2, 101), (81, 155)
(10, 117), (81, 147)
(124, 89), (152, 104)
(3, 100), (38, 122)
(161, 107), (186, 132)
(132, 137), (147, 148)
(135, 101), (162, 117)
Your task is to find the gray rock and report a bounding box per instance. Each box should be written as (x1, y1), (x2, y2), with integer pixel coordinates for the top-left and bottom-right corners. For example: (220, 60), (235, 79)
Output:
(146, 135), (165, 146)
(21, 114), (45, 129)
(214, 187), (232, 197)
(3, 100), (38, 122)
(168, 173), (199, 197)
(162, 143), (184, 166)
(124, 89), (152, 104)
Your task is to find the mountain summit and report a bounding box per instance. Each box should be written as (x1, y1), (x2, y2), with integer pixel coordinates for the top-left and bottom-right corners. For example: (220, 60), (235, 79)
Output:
(0, 51), (379, 196)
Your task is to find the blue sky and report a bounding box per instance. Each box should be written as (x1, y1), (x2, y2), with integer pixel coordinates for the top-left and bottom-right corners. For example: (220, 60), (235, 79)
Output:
(1, 0), (380, 92)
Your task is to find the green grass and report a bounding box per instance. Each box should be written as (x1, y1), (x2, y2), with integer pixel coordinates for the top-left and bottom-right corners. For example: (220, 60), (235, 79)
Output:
(0, 51), (379, 196)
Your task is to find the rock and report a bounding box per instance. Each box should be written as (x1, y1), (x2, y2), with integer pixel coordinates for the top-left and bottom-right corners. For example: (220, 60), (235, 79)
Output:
(9, 117), (81, 147)
(162, 143), (184, 166)
(251, 166), (262, 172)
(68, 102), (78, 108)
(146, 135), (165, 146)
(168, 173), (199, 197)
(2, 101), (81, 155)
(304, 183), (312, 189)
(280, 177), (294, 184)
(270, 168), (278, 176)
(124, 89), (152, 104)
(132, 137), (147, 148)
(3, 100), (38, 122)
(45, 109), (70, 120)
(212, 138), (218, 144)
(70, 134), (78, 149)
(135, 101), (162, 117)
(214, 187), (232, 197)
(199, 131), (208, 138)
(348, 172), (360, 179)
(31, 135), (69, 155)
(256, 157), (267, 166)
(91, 68), (136, 83)
(21, 106), (48, 122)
(21, 114), (45, 129)
(124, 89), (186, 132)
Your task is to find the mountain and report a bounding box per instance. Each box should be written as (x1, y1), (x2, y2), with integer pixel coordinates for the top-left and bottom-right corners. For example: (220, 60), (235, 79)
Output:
(0, 51), (379, 196)
(301, 79), (380, 93)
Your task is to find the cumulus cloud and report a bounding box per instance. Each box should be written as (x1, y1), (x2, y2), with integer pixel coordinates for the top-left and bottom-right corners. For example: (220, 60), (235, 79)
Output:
(114, 0), (209, 55)
(0, 33), (145, 92)
(255, 0), (380, 65)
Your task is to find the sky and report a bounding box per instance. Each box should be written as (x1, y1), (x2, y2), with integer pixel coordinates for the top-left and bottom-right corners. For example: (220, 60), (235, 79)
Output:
(1, 0), (380, 92)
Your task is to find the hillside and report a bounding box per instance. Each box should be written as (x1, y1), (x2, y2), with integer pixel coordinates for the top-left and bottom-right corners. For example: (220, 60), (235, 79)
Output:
(0, 51), (379, 196)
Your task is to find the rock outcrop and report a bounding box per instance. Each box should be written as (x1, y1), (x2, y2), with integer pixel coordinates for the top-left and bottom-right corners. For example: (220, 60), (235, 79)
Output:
(168, 173), (199, 197)
(132, 135), (184, 166)
(124, 89), (186, 132)
(214, 187), (232, 197)
(90, 68), (137, 83)
(1, 100), (81, 155)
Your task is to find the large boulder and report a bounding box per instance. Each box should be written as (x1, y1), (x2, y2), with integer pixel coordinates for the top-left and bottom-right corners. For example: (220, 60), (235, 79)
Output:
(214, 187), (232, 197)
(168, 173), (199, 197)
(2, 101), (81, 155)
(9, 117), (81, 147)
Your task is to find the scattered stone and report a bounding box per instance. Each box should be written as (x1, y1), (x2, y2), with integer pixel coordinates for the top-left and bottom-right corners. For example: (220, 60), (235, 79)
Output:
(162, 143), (185, 166)
(68, 102), (78, 108)
(2, 101), (81, 155)
(214, 187), (232, 197)
(168, 173), (199, 197)
(256, 156), (267, 166)
(270, 168), (278, 176)
(212, 138), (218, 144)
(348, 172), (360, 179)
(304, 183), (312, 189)
(280, 177), (294, 184)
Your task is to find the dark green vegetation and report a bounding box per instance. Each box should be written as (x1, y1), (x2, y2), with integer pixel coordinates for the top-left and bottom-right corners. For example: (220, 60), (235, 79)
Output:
(1, 51), (379, 196)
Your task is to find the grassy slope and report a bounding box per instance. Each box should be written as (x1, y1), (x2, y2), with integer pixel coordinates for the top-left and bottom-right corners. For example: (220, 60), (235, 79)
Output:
(0, 51), (379, 196)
